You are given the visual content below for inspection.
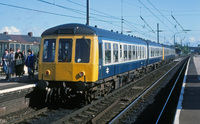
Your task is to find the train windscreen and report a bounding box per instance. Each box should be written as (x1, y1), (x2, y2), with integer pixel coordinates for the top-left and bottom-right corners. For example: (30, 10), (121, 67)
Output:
(75, 39), (91, 63)
(43, 39), (56, 62)
(58, 39), (72, 62)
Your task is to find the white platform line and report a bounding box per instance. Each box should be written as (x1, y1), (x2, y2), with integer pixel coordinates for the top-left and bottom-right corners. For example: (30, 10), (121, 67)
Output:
(0, 84), (36, 94)
(174, 58), (191, 124)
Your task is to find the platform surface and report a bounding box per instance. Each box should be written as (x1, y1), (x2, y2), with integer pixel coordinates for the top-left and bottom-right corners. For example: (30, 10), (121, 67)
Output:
(0, 73), (38, 94)
(175, 55), (200, 124)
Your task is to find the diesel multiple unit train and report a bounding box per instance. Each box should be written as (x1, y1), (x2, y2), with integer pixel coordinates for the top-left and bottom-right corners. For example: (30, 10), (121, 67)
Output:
(38, 23), (175, 103)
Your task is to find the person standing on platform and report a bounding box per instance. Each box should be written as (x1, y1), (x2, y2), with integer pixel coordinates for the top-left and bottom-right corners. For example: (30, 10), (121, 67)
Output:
(32, 50), (36, 77)
(22, 50), (26, 75)
(25, 49), (34, 79)
(1, 49), (9, 80)
(15, 48), (24, 82)
(7, 48), (15, 81)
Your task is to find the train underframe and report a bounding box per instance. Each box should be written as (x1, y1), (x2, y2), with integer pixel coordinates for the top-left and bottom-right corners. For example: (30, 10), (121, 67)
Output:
(41, 59), (173, 104)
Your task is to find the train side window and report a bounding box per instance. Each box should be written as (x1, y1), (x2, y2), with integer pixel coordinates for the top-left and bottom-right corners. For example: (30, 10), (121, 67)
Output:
(58, 39), (72, 62)
(145, 47), (147, 58)
(128, 45), (131, 60)
(142, 46), (144, 59)
(120, 44), (123, 62)
(152, 47), (154, 57)
(135, 46), (138, 60)
(43, 39), (56, 62)
(138, 46), (140, 59)
(75, 39), (91, 63)
(132, 45), (135, 60)
(113, 43), (118, 62)
(124, 45), (127, 61)
(105, 42), (111, 64)
(141, 46), (142, 59)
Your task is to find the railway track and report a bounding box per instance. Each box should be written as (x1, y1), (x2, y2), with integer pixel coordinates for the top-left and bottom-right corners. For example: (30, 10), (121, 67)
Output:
(52, 57), (187, 124)
(6, 107), (49, 124)
(110, 57), (189, 124)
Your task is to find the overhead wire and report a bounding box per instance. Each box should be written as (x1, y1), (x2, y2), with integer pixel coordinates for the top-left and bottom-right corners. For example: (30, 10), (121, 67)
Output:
(0, 2), (85, 20)
(66, 0), (151, 36)
(37, 0), (85, 15)
(138, 0), (175, 34)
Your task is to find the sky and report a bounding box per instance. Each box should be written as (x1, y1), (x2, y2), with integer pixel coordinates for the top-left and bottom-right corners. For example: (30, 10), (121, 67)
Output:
(0, 0), (200, 47)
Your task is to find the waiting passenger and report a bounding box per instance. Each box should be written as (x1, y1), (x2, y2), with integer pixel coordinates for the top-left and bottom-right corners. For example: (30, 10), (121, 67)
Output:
(1, 49), (9, 80)
(22, 50), (26, 74)
(15, 48), (24, 82)
(25, 49), (35, 79)
(7, 48), (15, 81)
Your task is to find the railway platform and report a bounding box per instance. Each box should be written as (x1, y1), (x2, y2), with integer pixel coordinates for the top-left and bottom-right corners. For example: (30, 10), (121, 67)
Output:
(0, 73), (38, 116)
(0, 74), (37, 93)
(174, 55), (200, 124)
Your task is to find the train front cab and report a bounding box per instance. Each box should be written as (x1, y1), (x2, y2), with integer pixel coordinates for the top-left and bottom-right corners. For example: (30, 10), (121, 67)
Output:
(38, 35), (99, 90)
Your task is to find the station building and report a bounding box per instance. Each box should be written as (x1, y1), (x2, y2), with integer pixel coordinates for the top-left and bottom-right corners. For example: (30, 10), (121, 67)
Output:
(0, 31), (41, 59)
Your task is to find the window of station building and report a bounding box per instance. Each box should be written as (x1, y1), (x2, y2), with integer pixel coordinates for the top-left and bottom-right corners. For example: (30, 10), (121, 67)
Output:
(124, 45), (128, 61)
(75, 39), (91, 63)
(16, 44), (20, 50)
(21, 44), (25, 53)
(104, 42), (111, 64)
(10, 44), (14, 50)
(132, 45), (135, 60)
(43, 39), (56, 62)
(58, 39), (72, 62)
(113, 43), (118, 63)
(26, 44), (31, 52)
(31, 44), (39, 56)
(128, 45), (132, 60)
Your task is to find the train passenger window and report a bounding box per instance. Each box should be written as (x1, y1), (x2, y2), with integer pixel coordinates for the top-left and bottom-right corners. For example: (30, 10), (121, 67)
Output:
(142, 46), (144, 59)
(155, 48), (157, 56)
(135, 46), (138, 60)
(105, 42), (111, 64)
(145, 47), (147, 58)
(43, 39), (56, 62)
(124, 45), (127, 61)
(75, 39), (91, 63)
(138, 46), (141, 59)
(120, 45), (122, 61)
(132, 45), (135, 60)
(152, 47), (154, 57)
(128, 45), (131, 60)
(58, 39), (72, 62)
(113, 43), (118, 62)
(157, 48), (159, 56)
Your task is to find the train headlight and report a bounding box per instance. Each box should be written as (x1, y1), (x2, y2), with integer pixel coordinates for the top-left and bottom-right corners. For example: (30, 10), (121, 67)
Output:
(46, 70), (51, 75)
(79, 71), (85, 77)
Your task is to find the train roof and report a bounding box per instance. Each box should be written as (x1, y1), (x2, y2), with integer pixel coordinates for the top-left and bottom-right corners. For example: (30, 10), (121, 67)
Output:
(145, 40), (162, 47)
(42, 23), (147, 45)
(162, 44), (175, 49)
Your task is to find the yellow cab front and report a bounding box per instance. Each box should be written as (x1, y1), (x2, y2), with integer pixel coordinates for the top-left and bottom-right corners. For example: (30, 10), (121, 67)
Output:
(38, 35), (99, 83)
